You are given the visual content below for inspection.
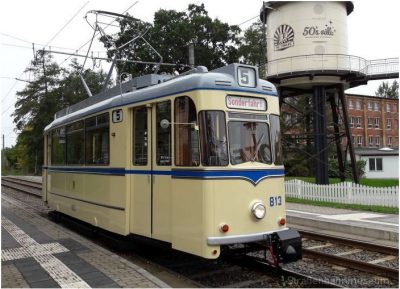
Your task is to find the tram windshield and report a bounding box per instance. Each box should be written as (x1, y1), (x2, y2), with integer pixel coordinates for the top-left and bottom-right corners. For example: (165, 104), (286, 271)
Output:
(228, 121), (272, 164)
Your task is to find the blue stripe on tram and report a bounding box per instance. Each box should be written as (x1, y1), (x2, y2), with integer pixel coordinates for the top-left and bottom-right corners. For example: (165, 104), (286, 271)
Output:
(44, 167), (284, 185)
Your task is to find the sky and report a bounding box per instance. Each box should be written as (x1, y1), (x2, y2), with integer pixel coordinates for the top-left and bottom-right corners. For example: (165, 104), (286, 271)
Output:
(0, 0), (399, 148)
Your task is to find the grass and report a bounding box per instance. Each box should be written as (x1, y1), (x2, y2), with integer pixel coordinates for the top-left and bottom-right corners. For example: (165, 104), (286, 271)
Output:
(285, 177), (399, 187)
(287, 197), (399, 214)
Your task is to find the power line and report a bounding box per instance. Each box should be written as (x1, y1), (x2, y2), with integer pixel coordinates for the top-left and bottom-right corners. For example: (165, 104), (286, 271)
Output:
(43, 1), (90, 48)
(58, 1), (139, 67)
(1, 1), (91, 114)
(1, 41), (106, 54)
(236, 14), (259, 27)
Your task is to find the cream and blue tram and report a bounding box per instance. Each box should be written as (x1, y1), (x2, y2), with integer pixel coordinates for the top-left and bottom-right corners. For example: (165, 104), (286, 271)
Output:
(43, 63), (301, 263)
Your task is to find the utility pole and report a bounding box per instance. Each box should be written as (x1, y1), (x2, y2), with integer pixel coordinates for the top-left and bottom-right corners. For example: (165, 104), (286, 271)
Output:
(189, 43), (195, 69)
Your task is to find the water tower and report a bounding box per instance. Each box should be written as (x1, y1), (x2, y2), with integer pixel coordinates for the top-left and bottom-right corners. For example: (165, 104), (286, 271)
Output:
(260, 1), (398, 184)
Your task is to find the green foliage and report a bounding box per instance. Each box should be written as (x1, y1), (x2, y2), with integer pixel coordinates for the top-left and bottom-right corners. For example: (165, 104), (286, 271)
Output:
(101, 4), (241, 76)
(375, 80), (399, 99)
(238, 21), (266, 76)
(286, 197), (398, 214)
(11, 54), (106, 174)
(286, 176), (398, 187)
(328, 158), (366, 179)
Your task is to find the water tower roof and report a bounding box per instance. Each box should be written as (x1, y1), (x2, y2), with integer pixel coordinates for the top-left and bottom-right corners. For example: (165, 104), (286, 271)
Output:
(260, 1), (354, 23)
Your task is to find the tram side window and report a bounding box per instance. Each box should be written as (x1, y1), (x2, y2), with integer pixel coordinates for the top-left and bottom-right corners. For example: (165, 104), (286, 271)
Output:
(66, 121), (84, 165)
(51, 127), (66, 165)
(269, 115), (283, 165)
(85, 113), (110, 165)
(133, 107), (148, 165)
(156, 101), (171, 166)
(174, 96), (200, 166)
(199, 111), (228, 166)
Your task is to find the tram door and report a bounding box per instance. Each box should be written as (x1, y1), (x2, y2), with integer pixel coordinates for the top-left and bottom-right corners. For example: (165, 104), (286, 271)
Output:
(130, 106), (152, 237)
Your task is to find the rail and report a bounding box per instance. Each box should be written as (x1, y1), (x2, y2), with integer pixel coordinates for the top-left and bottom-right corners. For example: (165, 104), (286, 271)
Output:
(266, 54), (399, 79)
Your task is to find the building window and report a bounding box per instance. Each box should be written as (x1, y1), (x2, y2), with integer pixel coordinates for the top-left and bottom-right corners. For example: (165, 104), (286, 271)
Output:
(386, 118), (392, 129)
(374, 118), (380, 128)
(386, 103), (391, 112)
(374, 102), (379, 111)
(388, 136), (392, 147)
(367, 118), (373, 128)
(348, 100), (354, 110)
(369, 158), (383, 171)
(375, 136), (380, 147)
(356, 117), (362, 128)
(357, 136), (363, 146)
(349, 117), (354, 128)
(356, 100), (361, 110)
(367, 102), (373, 111)
(368, 136), (374, 146)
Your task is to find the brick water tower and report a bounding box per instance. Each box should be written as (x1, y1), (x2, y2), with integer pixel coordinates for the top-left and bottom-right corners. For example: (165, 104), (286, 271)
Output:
(260, 1), (399, 184)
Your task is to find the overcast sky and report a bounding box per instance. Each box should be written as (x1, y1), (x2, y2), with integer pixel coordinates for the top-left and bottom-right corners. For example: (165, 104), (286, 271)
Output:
(0, 0), (399, 148)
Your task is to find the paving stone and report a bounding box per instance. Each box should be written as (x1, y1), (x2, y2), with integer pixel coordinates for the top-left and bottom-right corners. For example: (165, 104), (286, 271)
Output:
(2, 194), (169, 288)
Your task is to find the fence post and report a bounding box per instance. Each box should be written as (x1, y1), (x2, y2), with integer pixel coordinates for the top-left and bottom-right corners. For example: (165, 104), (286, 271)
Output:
(347, 182), (353, 204)
(296, 179), (302, 197)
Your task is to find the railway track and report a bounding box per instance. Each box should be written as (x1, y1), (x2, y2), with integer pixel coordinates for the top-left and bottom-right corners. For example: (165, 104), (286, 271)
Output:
(300, 230), (398, 280)
(2, 176), (399, 288)
(1, 176), (42, 198)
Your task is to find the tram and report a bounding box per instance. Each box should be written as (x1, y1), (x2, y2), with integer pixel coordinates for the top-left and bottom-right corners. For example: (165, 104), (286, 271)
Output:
(42, 63), (302, 264)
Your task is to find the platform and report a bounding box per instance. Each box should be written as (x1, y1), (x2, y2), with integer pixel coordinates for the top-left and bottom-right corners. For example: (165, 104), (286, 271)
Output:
(286, 202), (399, 246)
(1, 194), (170, 288)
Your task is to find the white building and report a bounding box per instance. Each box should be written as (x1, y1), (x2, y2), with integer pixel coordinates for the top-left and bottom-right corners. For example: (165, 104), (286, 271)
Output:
(354, 148), (399, 179)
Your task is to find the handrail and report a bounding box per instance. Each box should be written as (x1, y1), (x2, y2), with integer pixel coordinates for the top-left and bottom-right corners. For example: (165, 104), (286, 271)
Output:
(265, 54), (399, 78)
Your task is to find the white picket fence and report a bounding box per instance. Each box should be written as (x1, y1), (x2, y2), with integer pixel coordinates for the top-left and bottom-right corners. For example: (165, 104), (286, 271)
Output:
(285, 179), (399, 208)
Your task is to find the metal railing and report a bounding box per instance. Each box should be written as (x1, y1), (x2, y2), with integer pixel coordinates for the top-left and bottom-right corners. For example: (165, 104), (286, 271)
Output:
(266, 54), (399, 78)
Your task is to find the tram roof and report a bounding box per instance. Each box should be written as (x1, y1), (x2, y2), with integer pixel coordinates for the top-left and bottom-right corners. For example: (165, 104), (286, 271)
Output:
(44, 63), (278, 132)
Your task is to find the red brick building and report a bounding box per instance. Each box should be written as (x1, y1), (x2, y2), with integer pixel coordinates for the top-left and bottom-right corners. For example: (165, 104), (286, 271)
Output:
(346, 94), (399, 148)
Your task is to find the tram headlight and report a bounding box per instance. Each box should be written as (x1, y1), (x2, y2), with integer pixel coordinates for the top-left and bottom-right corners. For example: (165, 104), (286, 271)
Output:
(251, 202), (266, 219)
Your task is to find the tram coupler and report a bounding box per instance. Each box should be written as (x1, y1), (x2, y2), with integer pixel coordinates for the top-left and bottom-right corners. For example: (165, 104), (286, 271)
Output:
(272, 229), (302, 264)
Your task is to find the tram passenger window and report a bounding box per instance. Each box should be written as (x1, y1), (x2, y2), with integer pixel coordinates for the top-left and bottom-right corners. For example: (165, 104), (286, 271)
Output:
(133, 107), (148, 165)
(269, 115), (283, 165)
(199, 111), (228, 166)
(51, 127), (66, 165)
(156, 101), (171, 166)
(85, 113), (109, 165)
(228, 121), (271, 165)
(174, 96), (199, 166)
(66, 121), (84, 165)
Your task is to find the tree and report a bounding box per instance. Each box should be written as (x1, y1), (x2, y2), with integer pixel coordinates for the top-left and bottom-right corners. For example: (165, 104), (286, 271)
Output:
(101, 4), (241, 76)
(12, 53), (106, 174)
(375, 80), (399, 98)
(238, 21), (267, 76)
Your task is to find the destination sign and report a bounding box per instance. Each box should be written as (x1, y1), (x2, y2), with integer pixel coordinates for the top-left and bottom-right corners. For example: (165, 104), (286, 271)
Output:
(226, 95), (267, 111)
